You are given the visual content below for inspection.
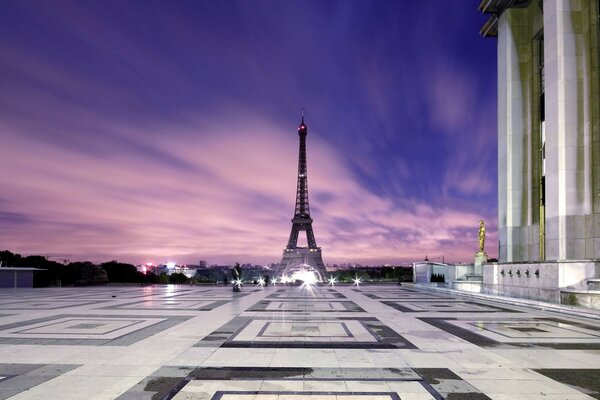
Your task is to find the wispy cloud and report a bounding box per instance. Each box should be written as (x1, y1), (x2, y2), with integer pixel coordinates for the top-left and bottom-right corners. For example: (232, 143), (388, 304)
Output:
(0, 1), (498, 264)
(425, 58), (497, 199)
(0, 110), (496, 264)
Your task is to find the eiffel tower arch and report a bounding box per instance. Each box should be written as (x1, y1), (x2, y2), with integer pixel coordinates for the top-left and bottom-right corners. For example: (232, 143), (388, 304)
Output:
(274, 116), (327, 282)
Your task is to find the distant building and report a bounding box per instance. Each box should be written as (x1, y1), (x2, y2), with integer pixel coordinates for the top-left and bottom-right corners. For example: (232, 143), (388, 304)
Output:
(0, 267), (44, 288)
(136, 263), (155, 275)
(155, 263), (197, 279)
(481, 0), (600, 262)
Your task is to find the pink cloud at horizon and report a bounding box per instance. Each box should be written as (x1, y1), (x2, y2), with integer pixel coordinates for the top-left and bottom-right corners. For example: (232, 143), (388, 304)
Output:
(0, 113), (497, 266)
(0, 1), (499, 266)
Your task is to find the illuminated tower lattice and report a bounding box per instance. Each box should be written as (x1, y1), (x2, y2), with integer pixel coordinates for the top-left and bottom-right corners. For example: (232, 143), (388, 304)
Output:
(274, 116), (327, 282)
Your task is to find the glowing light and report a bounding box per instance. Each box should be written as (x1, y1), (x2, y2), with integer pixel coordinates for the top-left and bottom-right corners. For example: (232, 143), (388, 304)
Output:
(235, 279), (243, 288)
(280, 276), (290, 284)
(328, 277), (337, 286)
(257, 277), (265, 287)
(166, 262), (176, 269)
(353, 277), (362, 286)
(271, 278), (277, 285)
(291, 270), (317, 285)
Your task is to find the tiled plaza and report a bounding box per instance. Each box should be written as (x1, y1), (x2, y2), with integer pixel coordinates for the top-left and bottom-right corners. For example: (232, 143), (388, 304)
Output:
(0, 284), (599, 399)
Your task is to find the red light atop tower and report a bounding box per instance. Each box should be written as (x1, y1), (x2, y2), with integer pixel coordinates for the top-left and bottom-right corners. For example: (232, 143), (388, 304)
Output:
(298, 112), (307, 132)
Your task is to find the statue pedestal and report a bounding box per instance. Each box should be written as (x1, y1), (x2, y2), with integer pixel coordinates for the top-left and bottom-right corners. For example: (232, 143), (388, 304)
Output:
(474, 251), (488, 275)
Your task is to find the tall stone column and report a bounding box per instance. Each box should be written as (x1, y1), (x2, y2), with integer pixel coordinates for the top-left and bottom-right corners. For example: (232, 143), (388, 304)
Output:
(543, 0), (593, 260)
(497, 10), (534, 262)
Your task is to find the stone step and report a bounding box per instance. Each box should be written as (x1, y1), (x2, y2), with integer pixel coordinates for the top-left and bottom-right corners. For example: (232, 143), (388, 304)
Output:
(465, 274), (483, 282)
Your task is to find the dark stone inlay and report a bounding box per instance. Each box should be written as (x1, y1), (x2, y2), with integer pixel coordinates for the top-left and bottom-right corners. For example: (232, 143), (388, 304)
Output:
(247, 299), (364, 312)
(511, 326), (547, 333)
(383, 300), (522, 313)
(353, 287), (419, 291)
(220, 342), (391, 349)
(101, 299), (231, 311)
(196, 316), (416, 349)
(0, 300), (109, 310)
(416, 368), (462, 383)
(143, 376), (188, 400)
(211, 391), (400, 399)
(291, 325), (319, 331)
(115, 366), (194, 400)
(534, 369), (600, 399)
(444, 394), (492, 399)
(67, 323), (105, 329)
(35, 292), (159, 300)
(121, 368), (414, 400)
(0, 364), (80, 399)
(419, 317), (600, 350)
(256, 321), (352, 338)
(419, 317), (508, 348)
(195, 316), (250, 347)
(542, 317), (600, 331)
(188, 366), (420, 381)
(266, 289), (347, 300)
(0, 314), (191, 346)
(362, 292), (454, 300)
(415, 368), (492, 400)
(192, 367), (305, 380)
(12, 318), (146, 336)
(99, 367), (491, 400)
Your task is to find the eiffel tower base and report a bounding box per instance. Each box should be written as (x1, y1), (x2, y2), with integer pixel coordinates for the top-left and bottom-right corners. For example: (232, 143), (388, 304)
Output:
(275, 248), (328, 283)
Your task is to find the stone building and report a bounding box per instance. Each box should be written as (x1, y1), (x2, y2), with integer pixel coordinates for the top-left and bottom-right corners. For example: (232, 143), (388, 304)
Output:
(481, 0), (600, 262)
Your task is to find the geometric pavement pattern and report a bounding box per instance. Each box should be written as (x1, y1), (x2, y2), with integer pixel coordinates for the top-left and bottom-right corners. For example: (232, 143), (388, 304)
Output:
(0, 284), (598, 399)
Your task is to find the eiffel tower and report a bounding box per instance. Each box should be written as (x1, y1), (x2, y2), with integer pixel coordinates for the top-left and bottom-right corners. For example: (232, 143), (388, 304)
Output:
(275, 115), (327, 282)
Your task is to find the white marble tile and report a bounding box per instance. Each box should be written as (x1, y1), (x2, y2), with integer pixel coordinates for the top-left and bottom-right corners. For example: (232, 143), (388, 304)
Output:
(0, 284), (599, 399)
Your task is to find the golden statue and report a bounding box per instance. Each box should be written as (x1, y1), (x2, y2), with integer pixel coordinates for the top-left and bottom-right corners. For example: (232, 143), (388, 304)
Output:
(478, 220), (486, 252)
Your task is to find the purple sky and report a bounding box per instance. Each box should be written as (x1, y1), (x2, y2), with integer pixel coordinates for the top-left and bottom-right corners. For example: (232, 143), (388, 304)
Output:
(0, 1), (497, 265)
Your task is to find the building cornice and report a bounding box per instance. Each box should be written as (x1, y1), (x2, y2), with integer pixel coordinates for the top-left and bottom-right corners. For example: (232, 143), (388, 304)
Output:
(479, 0), (534, 37)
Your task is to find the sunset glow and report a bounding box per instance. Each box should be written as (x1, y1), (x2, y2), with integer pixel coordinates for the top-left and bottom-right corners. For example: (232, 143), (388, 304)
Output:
(0, 2), (497, 265)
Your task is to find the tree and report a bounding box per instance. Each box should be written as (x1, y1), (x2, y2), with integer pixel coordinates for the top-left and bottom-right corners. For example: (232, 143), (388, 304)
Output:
(69, 262), (108, 285)
(0, 250), (21, 266)
(143, 272), (159, 284)
(101, 261), (141, 283)
(169, 273), (188, 284)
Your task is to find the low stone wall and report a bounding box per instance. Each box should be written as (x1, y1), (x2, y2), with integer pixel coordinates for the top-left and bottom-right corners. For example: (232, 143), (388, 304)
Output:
(483, 261), (599, 303)
(412, 262), (455, 284)
(454, 264), (472, 281)
(452, 281), (483, 293)
(560, 290), (600, 309)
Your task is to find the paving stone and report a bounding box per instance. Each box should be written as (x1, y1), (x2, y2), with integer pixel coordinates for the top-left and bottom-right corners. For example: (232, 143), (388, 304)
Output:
(0, 285), (598, 399)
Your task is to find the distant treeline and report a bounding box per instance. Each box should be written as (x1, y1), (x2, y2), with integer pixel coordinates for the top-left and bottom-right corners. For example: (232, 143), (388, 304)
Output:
(0, 250), (159, 287)
(0, 250), (414, 287)
(332, 266), (412, 283)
